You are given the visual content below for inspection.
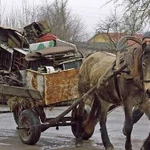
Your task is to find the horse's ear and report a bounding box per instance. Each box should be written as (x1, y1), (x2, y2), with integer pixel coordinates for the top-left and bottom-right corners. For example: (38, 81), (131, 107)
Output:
(131, 46), (143, 88)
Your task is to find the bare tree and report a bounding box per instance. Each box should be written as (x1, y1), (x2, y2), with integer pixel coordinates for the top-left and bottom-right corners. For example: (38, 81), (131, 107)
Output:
(1, 0), (85, 42)
(95, 1), (145, 52)
(123, 12), (143, 34)
(96, 12), (123, 50)
(4, 6), (19, 28)
(107, 0), (150, 28)
(96, 8), (142, 51)
(3, 1), (38, 28)
(0, 0), (6, 26)
(37, 0), (85, 42)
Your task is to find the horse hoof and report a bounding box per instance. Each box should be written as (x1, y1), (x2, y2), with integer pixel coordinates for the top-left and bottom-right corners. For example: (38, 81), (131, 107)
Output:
(75, 137), (83, 147)
(125, 146), (133, 150)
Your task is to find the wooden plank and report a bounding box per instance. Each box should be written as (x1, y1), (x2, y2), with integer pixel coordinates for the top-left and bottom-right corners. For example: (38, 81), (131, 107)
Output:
(0, 84), (42, 100)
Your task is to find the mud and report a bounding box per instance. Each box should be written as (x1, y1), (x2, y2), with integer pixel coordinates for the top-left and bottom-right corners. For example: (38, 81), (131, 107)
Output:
(0, 106), (149, 150)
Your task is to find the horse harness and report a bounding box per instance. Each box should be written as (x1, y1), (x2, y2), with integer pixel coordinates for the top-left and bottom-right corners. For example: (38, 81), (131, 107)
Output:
(112, 48), (148, 102)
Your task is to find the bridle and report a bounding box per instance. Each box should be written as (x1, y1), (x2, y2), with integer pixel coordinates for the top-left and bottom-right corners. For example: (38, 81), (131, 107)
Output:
(142, 51), (150, 83)
(143, 80), (150, 83)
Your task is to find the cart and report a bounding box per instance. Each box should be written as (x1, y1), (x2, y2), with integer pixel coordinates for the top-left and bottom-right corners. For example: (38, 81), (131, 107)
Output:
(0, 69), (90, 145)
(0, 61), (126, 145)
(0, 21), (127, 146)
(0, 21), (94, 145)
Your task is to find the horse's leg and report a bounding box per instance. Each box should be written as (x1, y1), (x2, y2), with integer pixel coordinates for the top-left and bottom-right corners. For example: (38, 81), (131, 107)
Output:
(140, 99), (150, 120)
(77, 100), (85, 116)
(75, 101), (85, 140)
(73, 88), (86, 146)
(132, 107), (144, 124)
(139, 100), (150, 150)
(99, 99), (114, 150)
(123, 103), (133, 150)
(141, 133), (150, 150)
(83, 95), (101, 134)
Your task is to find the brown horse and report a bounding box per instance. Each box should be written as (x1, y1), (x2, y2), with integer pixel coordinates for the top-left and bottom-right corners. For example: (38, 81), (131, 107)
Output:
(77, 37), (150, 150)
(141, 133), (150, 150)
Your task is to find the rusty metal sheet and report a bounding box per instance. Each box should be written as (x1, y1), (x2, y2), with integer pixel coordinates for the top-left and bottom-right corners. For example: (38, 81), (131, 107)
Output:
(26, 70), (44, 98)
(26, 69), (79, 105)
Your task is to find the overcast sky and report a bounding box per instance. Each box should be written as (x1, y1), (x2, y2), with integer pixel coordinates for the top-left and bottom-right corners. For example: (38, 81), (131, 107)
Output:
(1, 0), (116, 36)
(68, 0), (115, 36)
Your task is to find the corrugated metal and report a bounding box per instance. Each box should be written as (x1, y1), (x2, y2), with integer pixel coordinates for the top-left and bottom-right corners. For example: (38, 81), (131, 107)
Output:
(26, 69), (79, 105)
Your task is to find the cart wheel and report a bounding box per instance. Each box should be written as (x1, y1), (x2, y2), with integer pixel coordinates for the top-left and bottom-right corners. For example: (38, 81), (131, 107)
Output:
(71, 108), (94, 140)
(18, 109), (41, 145)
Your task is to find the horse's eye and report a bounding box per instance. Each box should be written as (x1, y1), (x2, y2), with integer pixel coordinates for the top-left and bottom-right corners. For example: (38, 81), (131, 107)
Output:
(142, 63), (146, 68)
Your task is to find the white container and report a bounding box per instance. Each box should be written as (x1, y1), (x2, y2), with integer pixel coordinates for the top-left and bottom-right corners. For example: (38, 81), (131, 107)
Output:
(29, 40), (55, 52)
(45, 66), (55, 73)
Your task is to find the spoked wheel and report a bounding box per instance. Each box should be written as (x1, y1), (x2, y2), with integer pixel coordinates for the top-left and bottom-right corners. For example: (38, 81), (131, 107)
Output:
(18, 109), (41, 145)
(71, 108), (94, 140)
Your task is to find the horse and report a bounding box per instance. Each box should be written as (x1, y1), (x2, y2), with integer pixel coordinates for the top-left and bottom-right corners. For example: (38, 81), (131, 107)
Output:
(141, 133), (150, 150)
(77, 36), (150, 150)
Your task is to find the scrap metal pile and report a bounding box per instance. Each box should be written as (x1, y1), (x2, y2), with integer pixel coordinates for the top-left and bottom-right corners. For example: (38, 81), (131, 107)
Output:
(0, 20), (83, 104)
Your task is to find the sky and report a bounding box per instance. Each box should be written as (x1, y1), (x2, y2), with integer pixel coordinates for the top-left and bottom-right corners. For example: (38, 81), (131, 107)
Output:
(0, 0), (116, 37)
(68, 0), (115, 36)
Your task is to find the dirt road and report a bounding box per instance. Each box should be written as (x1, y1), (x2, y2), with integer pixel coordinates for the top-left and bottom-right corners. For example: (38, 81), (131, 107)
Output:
(0, 106), (149, 150)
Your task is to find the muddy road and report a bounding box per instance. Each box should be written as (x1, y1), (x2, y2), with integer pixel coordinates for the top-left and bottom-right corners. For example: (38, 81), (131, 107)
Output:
(0, 106), (149, 150)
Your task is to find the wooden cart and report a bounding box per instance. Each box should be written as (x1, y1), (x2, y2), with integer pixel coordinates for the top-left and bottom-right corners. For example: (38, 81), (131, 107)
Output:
(0, 63), (127, 145)
(0, 23), (88, 145)
(0, 22), (129, 146)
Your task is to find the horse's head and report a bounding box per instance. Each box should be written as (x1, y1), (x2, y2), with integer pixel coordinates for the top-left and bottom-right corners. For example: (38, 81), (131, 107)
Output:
(116, 36), (150, 96)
